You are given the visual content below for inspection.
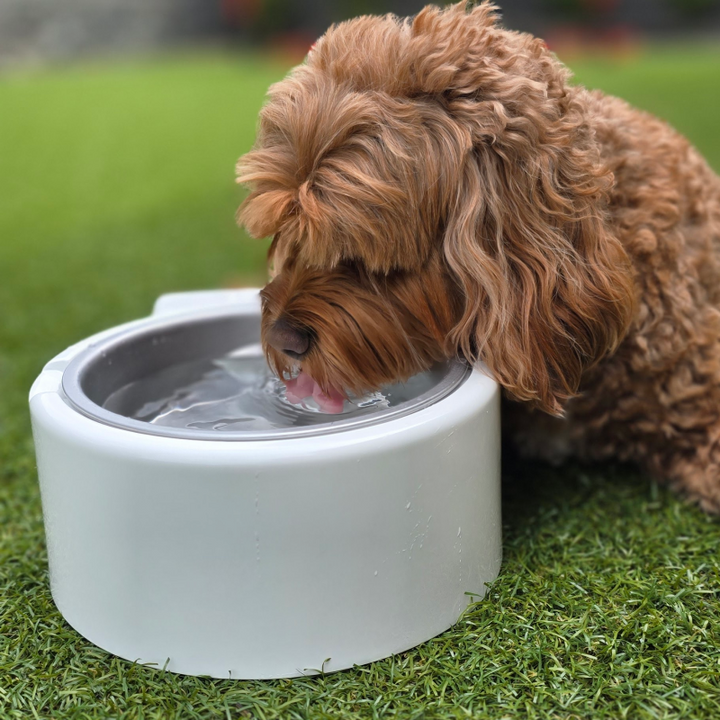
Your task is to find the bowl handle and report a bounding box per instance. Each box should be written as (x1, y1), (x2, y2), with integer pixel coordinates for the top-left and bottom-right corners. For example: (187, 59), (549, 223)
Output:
(152, 289), (261, 317)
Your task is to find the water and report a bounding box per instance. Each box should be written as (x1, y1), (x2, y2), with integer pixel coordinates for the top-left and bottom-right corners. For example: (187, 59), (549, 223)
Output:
(102, 345), (440, 433)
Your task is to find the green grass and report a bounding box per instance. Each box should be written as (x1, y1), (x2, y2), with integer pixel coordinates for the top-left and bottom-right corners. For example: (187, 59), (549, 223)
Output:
(2, 43), (720, 719)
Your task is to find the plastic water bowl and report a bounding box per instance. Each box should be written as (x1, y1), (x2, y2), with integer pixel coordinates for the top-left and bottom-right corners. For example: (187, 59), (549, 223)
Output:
(29, 289), (501, 679)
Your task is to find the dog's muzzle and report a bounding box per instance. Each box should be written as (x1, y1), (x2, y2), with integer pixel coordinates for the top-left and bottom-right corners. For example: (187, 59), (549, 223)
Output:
(266, 318), (312, 359)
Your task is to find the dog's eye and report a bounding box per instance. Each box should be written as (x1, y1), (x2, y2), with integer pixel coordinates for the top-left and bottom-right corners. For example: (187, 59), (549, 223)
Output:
(336, 259), (363, 277)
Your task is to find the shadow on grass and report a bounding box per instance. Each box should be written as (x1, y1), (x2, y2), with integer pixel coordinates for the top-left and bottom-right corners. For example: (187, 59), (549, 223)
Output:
(499, 438), (653, 548)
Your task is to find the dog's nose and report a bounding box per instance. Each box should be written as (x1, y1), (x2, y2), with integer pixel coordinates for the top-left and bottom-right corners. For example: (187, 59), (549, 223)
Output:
(266, 318), (311, 358)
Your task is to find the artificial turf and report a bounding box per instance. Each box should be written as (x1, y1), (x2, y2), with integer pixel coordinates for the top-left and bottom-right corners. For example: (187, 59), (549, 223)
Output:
(1, 43), (720, 719)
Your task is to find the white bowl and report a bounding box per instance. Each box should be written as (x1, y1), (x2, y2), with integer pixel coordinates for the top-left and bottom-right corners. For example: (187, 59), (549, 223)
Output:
(29, 289), (501, 679)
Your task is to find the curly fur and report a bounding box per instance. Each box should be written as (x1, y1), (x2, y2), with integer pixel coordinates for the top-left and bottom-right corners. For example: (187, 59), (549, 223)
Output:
(237, 2), (720, 512)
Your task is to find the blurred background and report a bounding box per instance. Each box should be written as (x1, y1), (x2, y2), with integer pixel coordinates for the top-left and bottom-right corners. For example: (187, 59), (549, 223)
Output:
(1, 0), (720, 66)
(0, 0), (719, 439)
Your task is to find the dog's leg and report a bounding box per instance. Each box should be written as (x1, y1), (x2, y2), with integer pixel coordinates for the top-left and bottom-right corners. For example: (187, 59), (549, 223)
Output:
(625, 326), (720, 513)
(501, 395), (580, 466)
(658, 435), (720, 513)
(641, 376), (720, 514)
(573, 330), (720, 513)
(502, 331), (720, 515)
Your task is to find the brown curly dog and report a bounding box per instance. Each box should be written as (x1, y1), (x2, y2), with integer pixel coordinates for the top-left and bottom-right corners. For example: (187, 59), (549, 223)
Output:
(236, 2), (720, 512)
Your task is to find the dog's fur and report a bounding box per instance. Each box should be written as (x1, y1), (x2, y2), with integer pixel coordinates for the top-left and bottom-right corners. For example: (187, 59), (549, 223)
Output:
(237, 2), (720, 512)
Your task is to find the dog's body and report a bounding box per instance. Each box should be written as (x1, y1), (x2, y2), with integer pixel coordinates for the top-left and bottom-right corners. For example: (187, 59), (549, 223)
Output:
(506, 90), (720, 510)
(237, 2), (720, 511)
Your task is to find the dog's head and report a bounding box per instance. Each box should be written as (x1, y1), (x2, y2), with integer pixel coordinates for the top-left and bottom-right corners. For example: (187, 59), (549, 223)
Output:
(237, 2), (635, 415)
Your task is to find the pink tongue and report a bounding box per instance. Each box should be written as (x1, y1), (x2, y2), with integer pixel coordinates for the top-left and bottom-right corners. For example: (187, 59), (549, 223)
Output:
(284, 371), (345, 414)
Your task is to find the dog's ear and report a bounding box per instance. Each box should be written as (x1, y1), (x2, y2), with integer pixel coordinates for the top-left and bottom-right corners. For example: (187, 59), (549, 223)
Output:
(444, 89), (636, 415)
(408, 7), (636, 415)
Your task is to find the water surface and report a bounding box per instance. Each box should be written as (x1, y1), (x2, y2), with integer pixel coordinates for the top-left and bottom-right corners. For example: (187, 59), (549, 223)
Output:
(103, 345), (440, 432)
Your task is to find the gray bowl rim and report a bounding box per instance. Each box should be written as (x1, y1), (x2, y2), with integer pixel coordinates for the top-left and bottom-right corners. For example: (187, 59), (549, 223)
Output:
(60, 308), (472, 441)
